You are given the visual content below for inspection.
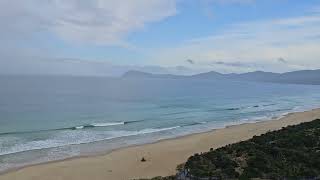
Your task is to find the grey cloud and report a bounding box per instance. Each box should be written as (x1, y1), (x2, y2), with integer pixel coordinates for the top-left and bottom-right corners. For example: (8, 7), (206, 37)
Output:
(277, 57), (288, 63)
(212, 61), (251, 67)
(186, 59), (195, 64)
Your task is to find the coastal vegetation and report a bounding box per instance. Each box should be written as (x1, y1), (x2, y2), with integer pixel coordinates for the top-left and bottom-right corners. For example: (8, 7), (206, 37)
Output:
(145, 119), (320, 179)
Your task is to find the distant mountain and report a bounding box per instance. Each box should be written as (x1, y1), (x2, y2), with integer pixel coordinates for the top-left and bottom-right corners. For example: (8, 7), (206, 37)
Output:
(122, 69), (320, 85)
(231, 71), (279, 81)
(191, 71), (225, 79)
(122, 70), (226, 79)
(122, 70), (184, 79)
(277, 70), (320, 85)
(122, 70), (153, 78)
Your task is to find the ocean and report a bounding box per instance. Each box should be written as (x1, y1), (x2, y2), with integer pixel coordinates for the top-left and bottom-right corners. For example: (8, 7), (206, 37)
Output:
(1, 75), (320, 172)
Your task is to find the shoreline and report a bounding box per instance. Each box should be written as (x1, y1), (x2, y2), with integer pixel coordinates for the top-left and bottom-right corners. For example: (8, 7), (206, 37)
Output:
(1, 108), (320, 180)
(0, 108), (294, 174)
(0, 109), (296, 174)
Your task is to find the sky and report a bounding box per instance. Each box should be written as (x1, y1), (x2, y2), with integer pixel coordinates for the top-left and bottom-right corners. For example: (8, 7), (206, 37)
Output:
(1, 0), (320, 76)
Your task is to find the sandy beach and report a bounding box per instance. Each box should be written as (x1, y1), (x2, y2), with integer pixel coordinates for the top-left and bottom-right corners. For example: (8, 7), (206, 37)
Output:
(1, 108), (320, 180)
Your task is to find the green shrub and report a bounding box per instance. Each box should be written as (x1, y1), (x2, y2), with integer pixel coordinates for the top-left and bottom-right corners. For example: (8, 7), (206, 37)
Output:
(148, 119), (320, 179)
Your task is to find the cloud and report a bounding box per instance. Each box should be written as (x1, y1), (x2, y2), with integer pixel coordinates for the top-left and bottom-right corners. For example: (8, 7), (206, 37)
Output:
(277, 57), (287, 63)
(186, 59), (195, 64)
(0, 0), (177, 45)
(212, 61), (251, 67)
(151, 13), (320, 73)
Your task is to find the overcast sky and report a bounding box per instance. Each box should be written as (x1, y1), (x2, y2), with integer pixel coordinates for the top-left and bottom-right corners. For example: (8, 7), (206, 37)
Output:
(1, 0), (320, 76)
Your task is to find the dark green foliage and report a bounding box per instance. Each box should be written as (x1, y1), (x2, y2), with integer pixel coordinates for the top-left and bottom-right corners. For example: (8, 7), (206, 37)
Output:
(137, 176), (176, 180)
(183, 119), (320, 179)
(147, 119), (320, 180)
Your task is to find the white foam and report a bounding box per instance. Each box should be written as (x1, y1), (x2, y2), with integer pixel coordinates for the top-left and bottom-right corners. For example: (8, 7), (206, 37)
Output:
(91, 122), (125, 127)
(75, 126), (84, 129)
(138, 126), (180, 134)
(0, 126), (181, 156)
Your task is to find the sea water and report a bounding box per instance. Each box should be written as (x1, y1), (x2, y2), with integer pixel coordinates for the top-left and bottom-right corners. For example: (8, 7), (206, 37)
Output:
(1, 75), (320, 172)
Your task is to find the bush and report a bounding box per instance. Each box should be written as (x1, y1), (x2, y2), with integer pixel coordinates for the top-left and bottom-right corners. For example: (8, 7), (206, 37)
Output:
(148, 119), (320, 179)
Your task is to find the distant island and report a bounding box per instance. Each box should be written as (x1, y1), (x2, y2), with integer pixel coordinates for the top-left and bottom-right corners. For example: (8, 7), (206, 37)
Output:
(123, 69), (320, 85)
(144, 119), (320, 179)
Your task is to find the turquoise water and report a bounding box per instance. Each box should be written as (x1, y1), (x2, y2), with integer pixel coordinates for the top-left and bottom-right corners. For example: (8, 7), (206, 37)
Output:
(1, 75), (320, 171)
